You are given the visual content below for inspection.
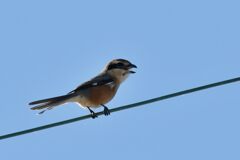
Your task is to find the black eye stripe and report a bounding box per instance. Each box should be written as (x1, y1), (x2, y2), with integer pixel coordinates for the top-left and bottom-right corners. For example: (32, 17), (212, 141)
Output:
(108, 63), (126, 70)
(107, 64), (116, 70)
(117, 63), (124, 66)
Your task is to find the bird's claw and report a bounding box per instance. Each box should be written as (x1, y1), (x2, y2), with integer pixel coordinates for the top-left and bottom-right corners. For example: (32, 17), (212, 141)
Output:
(88, 107), (98, 119)
(103, 106), (111, 116)
(91, 112), (98, 119)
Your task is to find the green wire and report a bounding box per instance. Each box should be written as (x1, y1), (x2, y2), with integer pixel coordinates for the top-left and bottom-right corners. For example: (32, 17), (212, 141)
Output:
(1, 77), (240, 140)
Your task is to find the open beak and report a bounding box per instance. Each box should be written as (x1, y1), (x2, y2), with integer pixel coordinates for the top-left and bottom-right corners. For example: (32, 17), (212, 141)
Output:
(129, 64), (137, 74)
(130, 64), (137, 68)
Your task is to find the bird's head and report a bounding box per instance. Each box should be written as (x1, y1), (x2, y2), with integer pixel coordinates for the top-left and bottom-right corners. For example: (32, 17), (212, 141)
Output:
(105, 59), (137, 83)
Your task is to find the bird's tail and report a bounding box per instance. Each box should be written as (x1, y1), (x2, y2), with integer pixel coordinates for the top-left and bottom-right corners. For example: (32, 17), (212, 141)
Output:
(29, 94), (76, 114)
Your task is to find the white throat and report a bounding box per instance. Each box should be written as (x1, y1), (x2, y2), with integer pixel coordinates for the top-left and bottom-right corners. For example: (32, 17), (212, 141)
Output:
(107, 69), (130, 84)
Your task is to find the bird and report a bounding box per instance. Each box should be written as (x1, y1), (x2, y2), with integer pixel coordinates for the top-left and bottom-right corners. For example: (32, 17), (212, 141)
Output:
(29, 59), (137, 118)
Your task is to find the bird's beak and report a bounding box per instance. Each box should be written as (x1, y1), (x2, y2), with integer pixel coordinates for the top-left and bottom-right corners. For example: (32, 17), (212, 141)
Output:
(130, 64), (137, 68)
(129, 64), (137, 74)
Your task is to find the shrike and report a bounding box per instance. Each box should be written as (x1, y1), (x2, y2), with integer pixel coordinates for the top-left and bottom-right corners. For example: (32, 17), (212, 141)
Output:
(29, 59), (137, 118)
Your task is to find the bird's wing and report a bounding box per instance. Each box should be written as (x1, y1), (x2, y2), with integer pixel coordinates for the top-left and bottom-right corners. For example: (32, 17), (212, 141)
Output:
(68, 73), (114, 94)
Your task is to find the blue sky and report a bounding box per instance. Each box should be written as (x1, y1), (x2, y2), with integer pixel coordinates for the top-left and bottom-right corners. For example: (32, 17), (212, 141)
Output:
(0, 0), (240, 159)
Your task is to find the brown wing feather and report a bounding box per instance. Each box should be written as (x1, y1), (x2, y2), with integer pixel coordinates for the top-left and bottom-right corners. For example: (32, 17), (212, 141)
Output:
(68, 74), (114, 94)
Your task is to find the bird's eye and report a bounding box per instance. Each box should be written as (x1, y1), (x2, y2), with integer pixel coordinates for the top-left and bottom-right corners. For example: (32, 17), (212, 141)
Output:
(117, 63), (124, 67)
(108, 62), (125, 70)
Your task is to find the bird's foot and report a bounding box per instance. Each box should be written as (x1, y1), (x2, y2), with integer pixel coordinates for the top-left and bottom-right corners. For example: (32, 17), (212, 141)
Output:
(88, 107), (98, 119)
(91, 112), (98, 119)
(102, 105), (111, 116)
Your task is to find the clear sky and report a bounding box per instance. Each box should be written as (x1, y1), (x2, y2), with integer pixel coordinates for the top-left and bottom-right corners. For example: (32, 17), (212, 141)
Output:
(0, 0), (240, 159)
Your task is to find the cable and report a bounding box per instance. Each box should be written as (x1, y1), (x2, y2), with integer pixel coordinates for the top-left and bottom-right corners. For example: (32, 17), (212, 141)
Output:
(0, 77), (240, 140)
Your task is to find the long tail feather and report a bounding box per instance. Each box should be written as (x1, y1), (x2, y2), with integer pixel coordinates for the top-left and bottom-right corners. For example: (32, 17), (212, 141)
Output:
(30, 102), (53, 110)
(29, 94), (76, 111)
(29, 94), (74, 105)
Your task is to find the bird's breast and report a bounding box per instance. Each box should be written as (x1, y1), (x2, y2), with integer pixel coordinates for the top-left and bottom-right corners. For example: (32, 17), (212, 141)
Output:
(75, 84), (119, 107)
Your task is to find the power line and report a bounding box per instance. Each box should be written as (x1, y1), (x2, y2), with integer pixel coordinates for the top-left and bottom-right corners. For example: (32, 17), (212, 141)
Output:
(1, 77), (240, 141)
